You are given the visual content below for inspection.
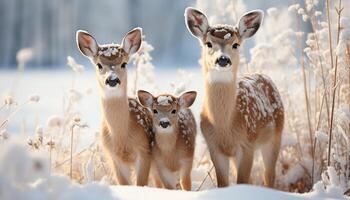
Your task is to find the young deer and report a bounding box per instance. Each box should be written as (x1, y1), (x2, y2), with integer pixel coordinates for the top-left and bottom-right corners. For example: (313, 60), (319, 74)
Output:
(185, 8), (284, 188)
(137, 90), (197, 190)
(76, 28), (154, 186)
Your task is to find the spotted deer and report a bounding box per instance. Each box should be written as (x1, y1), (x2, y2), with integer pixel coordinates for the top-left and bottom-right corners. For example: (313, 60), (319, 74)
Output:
(184, 8), (284, 188)
(76, 28), (154, 186)
(137, 90), (197, 190)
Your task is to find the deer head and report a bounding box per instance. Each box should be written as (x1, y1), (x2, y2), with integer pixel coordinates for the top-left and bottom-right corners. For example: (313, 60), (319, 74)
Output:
(185, 7), (263, 84)
(76, 28), (142, 99)
(137, 90), (197, 134)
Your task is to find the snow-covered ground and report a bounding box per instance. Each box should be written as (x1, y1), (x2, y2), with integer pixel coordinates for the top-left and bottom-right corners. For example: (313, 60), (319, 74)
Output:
(0, 138), (345, 200)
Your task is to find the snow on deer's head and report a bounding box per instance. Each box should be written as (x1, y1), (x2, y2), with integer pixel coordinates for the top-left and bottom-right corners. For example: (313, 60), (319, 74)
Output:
(76, 28), (142, 99)
(137, 90), (196, 134)
(185, 7), (263, 84)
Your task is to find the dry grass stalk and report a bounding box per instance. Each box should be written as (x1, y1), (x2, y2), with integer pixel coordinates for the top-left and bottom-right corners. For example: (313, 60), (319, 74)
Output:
(196, 165), (215, 191)
(326, 0), (343, 167)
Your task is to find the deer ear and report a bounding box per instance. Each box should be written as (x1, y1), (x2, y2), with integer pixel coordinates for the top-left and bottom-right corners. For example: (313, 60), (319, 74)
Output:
(237, 10), (263, 40)
(122, 28), (142, 55)
(179, 91), (197, 108)
(184, 7), (209, 39)
(76, 30), (98, 58)
(137, 90), (154, 107)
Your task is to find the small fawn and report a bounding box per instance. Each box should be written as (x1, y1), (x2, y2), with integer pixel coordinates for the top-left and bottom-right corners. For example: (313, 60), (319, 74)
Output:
(76, 28), (154, 186)
(137, 90), (197, 190)
(185, 8), (284, 187)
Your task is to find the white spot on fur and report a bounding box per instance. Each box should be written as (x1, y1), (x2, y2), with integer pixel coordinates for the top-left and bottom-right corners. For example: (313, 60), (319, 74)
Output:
(206, 65), (234, 84)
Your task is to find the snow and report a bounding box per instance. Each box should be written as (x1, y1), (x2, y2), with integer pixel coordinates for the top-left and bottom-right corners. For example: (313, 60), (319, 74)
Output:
(1, 138), (345, 200)
(157, 95), (173, 106)
(223, 33), (231, 40)
(110, 185), (318, 200)
(98, 44), (123, 57)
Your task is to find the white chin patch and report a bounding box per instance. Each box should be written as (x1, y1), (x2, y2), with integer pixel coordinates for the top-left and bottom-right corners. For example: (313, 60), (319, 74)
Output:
(156, 126), (173, 134)
(101, 85), (124, 99)
(206, 65), (234, 84)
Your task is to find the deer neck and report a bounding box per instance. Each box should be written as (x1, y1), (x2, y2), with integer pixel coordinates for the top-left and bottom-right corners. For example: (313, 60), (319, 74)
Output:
(155, 126), (178, 154)
(100, 89), (130, 140)
(202, 62), (238, 130)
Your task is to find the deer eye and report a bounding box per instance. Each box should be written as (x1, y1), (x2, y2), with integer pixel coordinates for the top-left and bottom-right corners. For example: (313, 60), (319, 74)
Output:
(232, 43), (240, 49)
(171, 109), (176, 114)
(121, 62), (127, 69)
(153, 109), (158, 114)
(205, 42), (213, 48)
(97, 63), (103, 71)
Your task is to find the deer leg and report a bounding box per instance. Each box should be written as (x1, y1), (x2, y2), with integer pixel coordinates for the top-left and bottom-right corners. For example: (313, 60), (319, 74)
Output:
(236, 148), (253, 184)
(101, 125), (131, 185)
(200, 116), (229, 187)
(261, 130), (282, 187)
(151, 164), (163, 188)
(135, 153), (151, 186)
(113, 158), (131, 185)
(156, 163), (177, 189)
(180, 160), (193, 191)
(209, 149), (229, 187)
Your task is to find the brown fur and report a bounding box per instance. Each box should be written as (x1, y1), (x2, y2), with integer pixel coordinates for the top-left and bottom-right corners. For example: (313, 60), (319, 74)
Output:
(76, 29), (153, 186)
(100, 96), (153, 185)
(200, 31), (284, 188)
(138, 91), (197, 190)
(185, 8), (284, 188)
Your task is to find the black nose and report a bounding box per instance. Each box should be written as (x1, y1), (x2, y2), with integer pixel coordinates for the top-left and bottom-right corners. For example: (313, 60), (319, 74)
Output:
(216, 56), (231, 67)
(159, 121), (170, 128)
(105, 76), (120, 87)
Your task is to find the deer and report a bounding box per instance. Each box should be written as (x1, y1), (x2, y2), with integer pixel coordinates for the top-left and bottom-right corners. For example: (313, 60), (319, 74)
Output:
(76, 28), (154, 186)
(184, 8), (284, 188)
(137, 90), (197, 190)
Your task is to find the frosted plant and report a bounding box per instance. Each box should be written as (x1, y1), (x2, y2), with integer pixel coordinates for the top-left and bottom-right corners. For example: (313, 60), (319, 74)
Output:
(47, 115), (64, 128)
(67, 56), (85, 74)
(16, 48), (33, 71)
(29, 94), (40, 103)
(130, 38), (156, 95)
(170, 69), (195, 96)
(196, 0), (246, 25)
(0, 129), (9, 142)
(310, 167), (345, 199)
(0, 94), (40, 131)
(3, 95), (16, 107)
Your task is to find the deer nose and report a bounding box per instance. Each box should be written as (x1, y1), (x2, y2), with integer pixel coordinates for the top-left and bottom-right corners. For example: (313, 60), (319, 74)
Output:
(216, 56), (231, 67)
(159, 121), (170, 128)
(105, 74), (120, 87)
